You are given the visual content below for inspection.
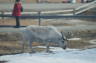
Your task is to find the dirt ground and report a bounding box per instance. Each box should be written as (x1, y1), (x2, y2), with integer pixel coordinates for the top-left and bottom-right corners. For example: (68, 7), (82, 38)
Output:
(0, 19), (39, 26)
(0, 18), (96, 55)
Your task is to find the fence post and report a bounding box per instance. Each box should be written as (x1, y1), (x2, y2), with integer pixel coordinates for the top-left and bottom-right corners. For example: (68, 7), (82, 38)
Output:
(38, 11), (41, 25)
(73, 9), (76, 15)
(1, 11), (4, 19)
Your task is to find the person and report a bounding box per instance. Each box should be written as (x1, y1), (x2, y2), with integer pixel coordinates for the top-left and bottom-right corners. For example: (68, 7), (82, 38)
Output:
(12, 0), (23, 28)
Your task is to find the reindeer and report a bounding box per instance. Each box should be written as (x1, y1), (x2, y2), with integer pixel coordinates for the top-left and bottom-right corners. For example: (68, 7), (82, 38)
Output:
(20, 25), (67, 53)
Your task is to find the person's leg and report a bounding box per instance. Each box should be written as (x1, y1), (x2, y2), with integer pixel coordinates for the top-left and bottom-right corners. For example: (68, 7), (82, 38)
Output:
(16, 16), (20, 28)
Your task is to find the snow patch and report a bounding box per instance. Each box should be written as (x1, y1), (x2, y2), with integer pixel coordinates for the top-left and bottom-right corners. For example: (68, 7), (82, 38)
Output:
(0, 48), (96, 63)
(68, 38), (81, 40)
(89, 39), (96, 44)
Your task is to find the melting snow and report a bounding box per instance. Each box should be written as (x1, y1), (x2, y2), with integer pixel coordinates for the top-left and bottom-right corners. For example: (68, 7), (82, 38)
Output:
(0, 47), (96, 63)
(89, 39), (96, 44)
(68, 38), (81, 40)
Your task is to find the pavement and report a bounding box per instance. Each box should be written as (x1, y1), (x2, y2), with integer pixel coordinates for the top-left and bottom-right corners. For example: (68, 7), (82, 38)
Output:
(0, 3), (88, 12)
(0, 19), (96, 32)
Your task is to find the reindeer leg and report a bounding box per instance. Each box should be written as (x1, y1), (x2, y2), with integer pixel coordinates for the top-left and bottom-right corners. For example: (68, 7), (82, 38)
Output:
(29, 41), (33, 53)
(19, 41), (24, 53)
(22, 42), (25, 53)
(29, 42), (36, 53)
(46, 42), (50, 53)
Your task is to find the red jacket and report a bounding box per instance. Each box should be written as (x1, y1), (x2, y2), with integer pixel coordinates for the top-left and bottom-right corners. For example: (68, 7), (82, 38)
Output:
(12, 2), (22, 16)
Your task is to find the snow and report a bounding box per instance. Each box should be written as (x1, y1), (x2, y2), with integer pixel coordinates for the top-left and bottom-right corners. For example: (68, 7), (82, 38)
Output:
(68, 38), (81, 40)
(0, 47), (96, 63)
(89, 39), (96, 44)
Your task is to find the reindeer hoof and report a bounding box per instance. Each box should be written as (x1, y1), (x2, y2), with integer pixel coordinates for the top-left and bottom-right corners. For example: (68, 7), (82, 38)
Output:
(29, 50), (36, 53)
(46, 50), (53, 53)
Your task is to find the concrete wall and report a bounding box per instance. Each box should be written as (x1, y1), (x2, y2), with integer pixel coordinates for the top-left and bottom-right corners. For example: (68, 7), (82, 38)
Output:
(0, 0), (14, 3)
(22, 0), (37, 3)
(37, 0), (92, 3)
(0, 0), (37, 3)
(47, 0), (65, 3)
(0, 0), (93, 3)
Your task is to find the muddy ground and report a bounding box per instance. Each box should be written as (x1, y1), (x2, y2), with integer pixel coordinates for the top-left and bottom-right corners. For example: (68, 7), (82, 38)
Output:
(0, 18), (96, 55)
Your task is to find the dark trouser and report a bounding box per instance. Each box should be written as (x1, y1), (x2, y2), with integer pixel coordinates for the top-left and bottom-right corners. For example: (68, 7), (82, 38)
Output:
(15, 16), (20, 27)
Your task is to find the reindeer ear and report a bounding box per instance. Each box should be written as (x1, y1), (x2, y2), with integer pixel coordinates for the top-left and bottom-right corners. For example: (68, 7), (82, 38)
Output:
(61, 31), (65, 40)
(61, 31), (68, 41)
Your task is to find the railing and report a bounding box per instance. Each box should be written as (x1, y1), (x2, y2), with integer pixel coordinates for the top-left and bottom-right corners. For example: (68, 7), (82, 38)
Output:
(0, 14), (96, 25)
(74, 0), (96, 15)
(0, 2), (96, 26)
